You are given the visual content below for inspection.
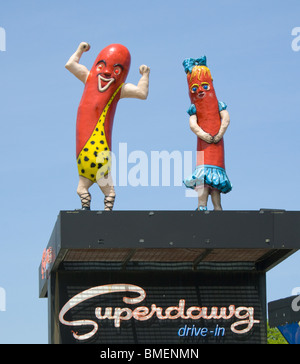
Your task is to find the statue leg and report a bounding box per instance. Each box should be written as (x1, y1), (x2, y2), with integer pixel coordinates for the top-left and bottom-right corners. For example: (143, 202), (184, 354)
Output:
(96, 173), (116, 211)
(211, 189), (222, 211)
(77, 175), (93, 210)
(195, 185), (209, 210)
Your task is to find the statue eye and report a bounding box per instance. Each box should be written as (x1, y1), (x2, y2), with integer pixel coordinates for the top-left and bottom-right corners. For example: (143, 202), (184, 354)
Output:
(96, 62), (105, 72)
(190, 84), (199, 93)
(201, 82), (210, 91)
(114, 66), (122, 76)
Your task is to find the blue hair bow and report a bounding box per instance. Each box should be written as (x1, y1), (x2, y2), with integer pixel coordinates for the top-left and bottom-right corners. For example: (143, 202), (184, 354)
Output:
(182, 56), (207, 73)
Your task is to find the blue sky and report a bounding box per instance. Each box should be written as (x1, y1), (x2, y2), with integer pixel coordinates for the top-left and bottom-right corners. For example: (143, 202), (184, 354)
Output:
(0, 0), (300, 343)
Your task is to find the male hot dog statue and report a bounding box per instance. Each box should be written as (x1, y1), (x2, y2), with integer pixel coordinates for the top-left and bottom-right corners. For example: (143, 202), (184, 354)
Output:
(66, 42), (150, 210)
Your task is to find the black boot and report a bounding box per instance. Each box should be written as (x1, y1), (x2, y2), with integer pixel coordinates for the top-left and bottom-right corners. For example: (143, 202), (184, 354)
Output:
(79, 192), (91, 210)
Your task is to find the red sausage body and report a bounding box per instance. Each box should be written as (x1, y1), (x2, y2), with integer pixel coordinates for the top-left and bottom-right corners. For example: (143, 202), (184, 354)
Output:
(187, 66), (225, 169)
(75, 44), (131, 182)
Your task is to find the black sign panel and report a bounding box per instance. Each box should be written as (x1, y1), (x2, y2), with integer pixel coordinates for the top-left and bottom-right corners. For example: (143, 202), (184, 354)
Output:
(51, 270), (266, 344)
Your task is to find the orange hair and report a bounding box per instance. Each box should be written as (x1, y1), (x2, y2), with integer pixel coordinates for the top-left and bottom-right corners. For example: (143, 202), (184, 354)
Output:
(189, 65), (213, 83)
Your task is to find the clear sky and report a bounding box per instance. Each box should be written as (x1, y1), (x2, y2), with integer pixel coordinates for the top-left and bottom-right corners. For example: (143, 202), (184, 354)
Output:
(0, 0), (300, 343)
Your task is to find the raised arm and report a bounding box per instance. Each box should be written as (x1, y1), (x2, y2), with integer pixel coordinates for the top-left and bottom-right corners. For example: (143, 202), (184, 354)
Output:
(213, 109), (230, 143)
(189, 115), (214, 144)
(120, 65), (150, 100)
(65, 42), (90, 84)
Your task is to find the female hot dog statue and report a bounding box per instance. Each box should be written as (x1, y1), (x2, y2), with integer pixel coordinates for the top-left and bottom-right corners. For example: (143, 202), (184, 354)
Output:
(183, 56), (232, 210)
(66, 42), (150, 210)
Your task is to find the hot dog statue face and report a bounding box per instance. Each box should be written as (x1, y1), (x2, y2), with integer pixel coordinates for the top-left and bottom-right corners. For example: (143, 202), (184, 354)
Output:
(183, 56), (231, 211)
(66, 42), (150, 210)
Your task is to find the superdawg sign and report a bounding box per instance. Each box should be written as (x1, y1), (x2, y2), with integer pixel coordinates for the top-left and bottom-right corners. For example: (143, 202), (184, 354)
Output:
(59, 284), (260, 341)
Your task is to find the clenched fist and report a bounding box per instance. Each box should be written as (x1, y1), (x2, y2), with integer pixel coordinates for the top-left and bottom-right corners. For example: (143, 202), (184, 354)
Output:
(139, 64), (150, 75)
(79, 42), (90, 53)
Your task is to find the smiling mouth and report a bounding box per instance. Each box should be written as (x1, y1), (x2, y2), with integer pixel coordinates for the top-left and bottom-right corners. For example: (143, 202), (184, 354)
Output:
(98, 75), (115, 92)
(198, 91), (205, 99)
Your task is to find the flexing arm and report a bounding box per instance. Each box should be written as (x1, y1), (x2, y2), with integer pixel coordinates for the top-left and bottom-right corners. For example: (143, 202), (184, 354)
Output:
(213, 109), (230, 143)
(189, 115), (214, 143)
(120, 65), (150, 100)
(65, 42), (90, 84)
